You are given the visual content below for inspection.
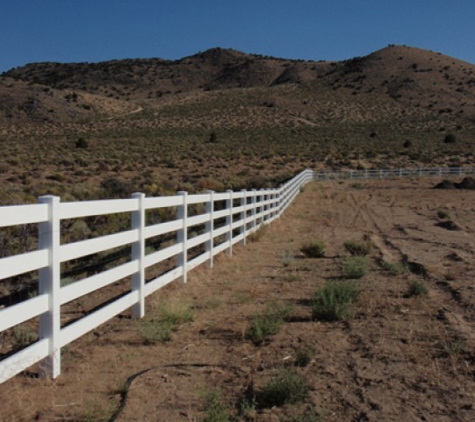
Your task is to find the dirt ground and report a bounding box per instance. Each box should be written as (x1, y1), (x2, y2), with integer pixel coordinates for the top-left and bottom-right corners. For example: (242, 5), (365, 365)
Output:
(1, 177), (475, 422)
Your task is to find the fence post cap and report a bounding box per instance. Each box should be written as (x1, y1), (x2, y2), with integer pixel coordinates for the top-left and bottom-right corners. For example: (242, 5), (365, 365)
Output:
(38, 195), (60, 203)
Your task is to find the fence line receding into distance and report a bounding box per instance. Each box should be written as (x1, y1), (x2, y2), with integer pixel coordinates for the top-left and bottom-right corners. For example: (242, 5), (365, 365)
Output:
(0, 169), (314, 384)
(0, 166), (474, 385)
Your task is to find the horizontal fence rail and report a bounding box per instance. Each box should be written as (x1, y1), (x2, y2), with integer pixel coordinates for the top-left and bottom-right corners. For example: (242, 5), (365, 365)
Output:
(0, 169), (314, 384)
(313, 166), (475, 180)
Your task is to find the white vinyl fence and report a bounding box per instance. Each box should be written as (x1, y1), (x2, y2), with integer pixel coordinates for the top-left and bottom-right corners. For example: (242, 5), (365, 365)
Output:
(0, 165), (473, 385)
(314, 166), (475, 180)
(0, 169), (313, 384)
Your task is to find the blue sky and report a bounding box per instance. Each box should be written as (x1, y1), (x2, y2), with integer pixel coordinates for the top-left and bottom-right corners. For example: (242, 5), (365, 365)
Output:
(1, 0), (474, 73)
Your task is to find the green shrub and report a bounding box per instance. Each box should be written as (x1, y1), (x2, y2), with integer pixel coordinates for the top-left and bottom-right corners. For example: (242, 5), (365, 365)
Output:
(246, 302), (292, 345)
(201, 389), (231, 422)
(137, 319), (174, 344)
(444, 341), (465, 356)
(343, 239), (372, 256)
(300, 241), (325, 258)
(258, 369), (309, 408)
(406, 280), (428, 297)
(382, 260), (409, 276)
(312, 280), (359, 322)
(138, 299), (193, 344)
(157, 300), (193, 325)
(282, 249), (295, 267)
(12, 326), (37, 350)
(437, 209), (450, 219)
(341, 256), (369, 279)
(294, 346), (315, 367)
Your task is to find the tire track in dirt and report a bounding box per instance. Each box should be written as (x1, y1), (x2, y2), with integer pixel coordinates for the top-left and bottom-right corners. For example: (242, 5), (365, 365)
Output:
(347, 185), (475, 409)
(347, 191), (405, 264)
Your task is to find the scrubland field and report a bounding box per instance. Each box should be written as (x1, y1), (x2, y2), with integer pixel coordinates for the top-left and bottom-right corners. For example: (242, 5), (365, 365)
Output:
(1, 178), (475, 422)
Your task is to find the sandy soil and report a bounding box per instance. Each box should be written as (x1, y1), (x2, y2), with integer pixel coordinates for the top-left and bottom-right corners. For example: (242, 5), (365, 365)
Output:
(1, 177), (475, 422)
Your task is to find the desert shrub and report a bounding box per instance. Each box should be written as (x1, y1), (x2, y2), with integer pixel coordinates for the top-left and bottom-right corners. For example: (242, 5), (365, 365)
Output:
(294, 346), (315, 367)
(258, 369), (309, 408)
(248, 224), (268, 242)
(138, 299), (193, 344)
(406, 280), (428, 297)
(138, 319), (174, 344)
(208, 131), (218, 143)
(444, 341), (465, 356)
(443, 133), (457, 144)
(343, 239), (372, 256)
(282, 249), (295, 267)
(312, 280), (359, 322)
(341, 256), (369, 279)
(157, 299), (193, 325)
(75, 137), (88, 149)
(100, 177), (132, 199)
(437, 209), (450, 219)
(246, 302), (292, 345)
(300, 241), (325, 258)
(382, 260), (409, 276)
(12, 326), (37, 350)
(201, 388), (231, 422)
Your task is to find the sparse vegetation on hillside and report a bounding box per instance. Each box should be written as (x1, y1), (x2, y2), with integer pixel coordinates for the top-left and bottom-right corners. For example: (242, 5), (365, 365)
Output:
(0, 45), (474, 209)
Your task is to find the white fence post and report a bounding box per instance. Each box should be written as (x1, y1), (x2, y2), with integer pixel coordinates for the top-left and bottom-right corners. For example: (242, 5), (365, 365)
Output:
(177, 191), (188, 284)
(38, 195), (61, 379)
(241, 189), (247, 245)
(131, 192), (145, 319)
(269, 191), (275, 221)
(226, 190), (233, 256)
(251, 189), (257, 231)
(205, 190), (214, 268)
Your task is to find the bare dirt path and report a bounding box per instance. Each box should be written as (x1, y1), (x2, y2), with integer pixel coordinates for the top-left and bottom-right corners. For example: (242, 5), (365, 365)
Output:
(1, 178), (475, 422)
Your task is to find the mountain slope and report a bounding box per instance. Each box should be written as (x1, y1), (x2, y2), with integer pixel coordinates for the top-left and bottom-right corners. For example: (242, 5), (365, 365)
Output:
(1, 45), (475, 144)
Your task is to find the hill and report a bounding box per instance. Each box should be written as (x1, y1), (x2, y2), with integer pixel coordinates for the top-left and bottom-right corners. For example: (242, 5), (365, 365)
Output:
(3, 45), (475, 122)
(0, 45), (475, 204)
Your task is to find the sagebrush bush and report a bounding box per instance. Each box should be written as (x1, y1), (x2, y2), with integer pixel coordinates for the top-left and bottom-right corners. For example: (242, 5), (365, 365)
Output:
(300, 241), (325, 258)
(138, 299), (193, 344)
(258, 369), (309, 408)
(344, 239), (372, 256)
(341, 256), (369, 279)
(382, 260), (409, 276)
(437, 209), (450, 219)
(312, 280), (359, 322)
(406, 280), (428, 297)
(294, 346), (315, 367)
(246, 302), (292, 345)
